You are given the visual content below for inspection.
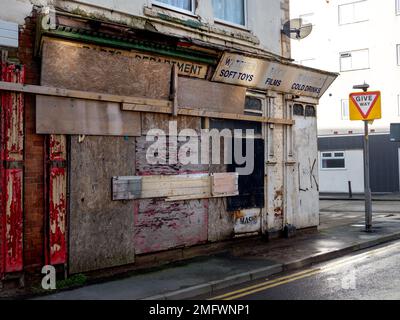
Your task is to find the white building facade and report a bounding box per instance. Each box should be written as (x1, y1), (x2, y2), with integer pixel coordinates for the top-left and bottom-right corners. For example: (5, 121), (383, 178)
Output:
(291, 0), (400, 194)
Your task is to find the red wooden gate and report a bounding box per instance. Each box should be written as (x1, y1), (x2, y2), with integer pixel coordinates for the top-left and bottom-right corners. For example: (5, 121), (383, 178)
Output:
(0, 62), (25, 277)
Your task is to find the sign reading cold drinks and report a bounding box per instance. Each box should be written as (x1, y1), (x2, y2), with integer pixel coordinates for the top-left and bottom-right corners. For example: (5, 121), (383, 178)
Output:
(212, 53), (337, 98)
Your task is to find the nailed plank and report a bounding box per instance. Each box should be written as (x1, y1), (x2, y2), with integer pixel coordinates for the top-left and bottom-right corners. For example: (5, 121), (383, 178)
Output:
(140, 174), (210, 199)
(211, 173), (239, 197)
(36, 96), (141, 136)
(123, 103), (294, 125)
(0, 81), (172, 107)
(0, 81), (294, 125)
(178, 77), (246, 114)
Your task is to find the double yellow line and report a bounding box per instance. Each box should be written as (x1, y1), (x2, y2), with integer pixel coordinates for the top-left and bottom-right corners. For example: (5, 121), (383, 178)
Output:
(210, 242), (400, 300)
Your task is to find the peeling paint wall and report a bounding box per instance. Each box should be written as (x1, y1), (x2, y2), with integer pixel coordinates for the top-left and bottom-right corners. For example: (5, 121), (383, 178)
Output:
(265, 93), (286, 233)
(293, 107), (319, 229)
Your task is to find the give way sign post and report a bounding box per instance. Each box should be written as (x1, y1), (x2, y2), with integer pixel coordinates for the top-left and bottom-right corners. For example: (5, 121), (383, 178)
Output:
(349, 86), (381, 232)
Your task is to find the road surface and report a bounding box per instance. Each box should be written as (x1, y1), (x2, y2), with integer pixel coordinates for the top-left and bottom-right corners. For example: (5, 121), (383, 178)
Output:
(206, 240), (400, 300)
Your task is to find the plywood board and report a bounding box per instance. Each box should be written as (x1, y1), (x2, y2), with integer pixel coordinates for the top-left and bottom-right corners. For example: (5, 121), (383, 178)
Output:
(134, 198), (208, 254)
(69, 136), (136, 274)
(211, 173), (239, 197)
(41, 38), (171, 99)
(178, 78), (246, 114)
(36, 96), (141, 136)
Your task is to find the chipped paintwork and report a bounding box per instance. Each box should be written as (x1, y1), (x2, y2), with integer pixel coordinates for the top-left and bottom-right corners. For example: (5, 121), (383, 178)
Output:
(134, 136), (209, 254)
(3, 169), (23, 273)
(49, 135), (67, 161)
(1, 63), (24, 276)
(49, 167), (67, 265)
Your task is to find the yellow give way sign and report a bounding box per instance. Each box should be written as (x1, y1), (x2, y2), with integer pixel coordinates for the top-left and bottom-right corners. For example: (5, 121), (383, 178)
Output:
(349, 91), (382, 121)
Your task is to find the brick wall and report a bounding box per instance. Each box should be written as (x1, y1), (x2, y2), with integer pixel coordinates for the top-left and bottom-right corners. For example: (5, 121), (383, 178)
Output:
(18, 11), (45, 275)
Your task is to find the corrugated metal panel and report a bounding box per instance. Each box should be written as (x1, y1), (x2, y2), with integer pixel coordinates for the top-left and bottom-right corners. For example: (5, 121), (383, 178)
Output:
(1, 63), (24, 276)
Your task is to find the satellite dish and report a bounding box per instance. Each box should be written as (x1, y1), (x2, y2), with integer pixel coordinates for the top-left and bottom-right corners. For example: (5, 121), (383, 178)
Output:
(282, 18), (313, 40)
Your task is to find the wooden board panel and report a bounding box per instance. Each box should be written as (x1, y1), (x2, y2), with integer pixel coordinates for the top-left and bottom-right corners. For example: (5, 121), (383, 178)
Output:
(36, 96), (141, 136)
(134, 198), (208, 255)
(69, 136), (136, 274)
(140, 174), (210, 199)
(41, 39), (171, 99)
(178, 78), (246, 115)
(211, 173), (239, 197)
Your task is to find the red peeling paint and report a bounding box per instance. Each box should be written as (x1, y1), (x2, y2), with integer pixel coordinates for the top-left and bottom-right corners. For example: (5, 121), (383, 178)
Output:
(49, 167), (67, 265)
(1, 63), (25, 277)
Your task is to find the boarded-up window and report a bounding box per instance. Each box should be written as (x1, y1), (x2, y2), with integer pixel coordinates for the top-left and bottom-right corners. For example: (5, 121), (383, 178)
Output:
(227, 139), (265, 211)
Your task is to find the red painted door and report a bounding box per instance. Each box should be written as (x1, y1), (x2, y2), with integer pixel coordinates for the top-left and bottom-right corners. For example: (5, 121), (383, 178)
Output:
(1, 63), (25, 276)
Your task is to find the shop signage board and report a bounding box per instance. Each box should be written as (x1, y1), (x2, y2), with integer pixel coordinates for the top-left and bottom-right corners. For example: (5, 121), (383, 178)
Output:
(42, 37), (208, 79)
(212, 53), (337, 98)
(349, 91), (382, 121)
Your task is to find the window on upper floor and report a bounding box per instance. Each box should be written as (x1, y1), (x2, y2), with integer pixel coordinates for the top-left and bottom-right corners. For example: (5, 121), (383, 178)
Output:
(338, 1), (368, 25)
(212, 0), (246, 27)
(398, 94), (400, 116)
(397, 0), (400, 15)
(341, 99), (350, 120)
(321, 151), (346, 170)
(340, 49), (369, 72)
(153, 0), (195, 14)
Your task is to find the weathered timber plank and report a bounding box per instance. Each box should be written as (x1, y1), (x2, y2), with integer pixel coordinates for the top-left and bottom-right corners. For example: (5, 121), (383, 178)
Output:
(0, 81), (172, 107)
(0, 81), (294, 125)
(178, 77), (246, 114)
(211, 173), (239, 197)
(36, 96), (141, 136)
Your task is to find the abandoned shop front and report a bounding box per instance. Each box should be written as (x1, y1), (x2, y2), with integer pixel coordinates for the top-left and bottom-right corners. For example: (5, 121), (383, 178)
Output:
(0, 10), (337, 283)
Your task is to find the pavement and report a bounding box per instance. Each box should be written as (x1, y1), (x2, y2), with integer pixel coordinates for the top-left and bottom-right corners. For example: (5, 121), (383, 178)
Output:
(320, 193), (400, 201)
(34, 199), (400, 300)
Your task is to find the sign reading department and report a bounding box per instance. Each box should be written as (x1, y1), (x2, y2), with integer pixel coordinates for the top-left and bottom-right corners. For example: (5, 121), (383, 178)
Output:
(212, 53), (337, 98)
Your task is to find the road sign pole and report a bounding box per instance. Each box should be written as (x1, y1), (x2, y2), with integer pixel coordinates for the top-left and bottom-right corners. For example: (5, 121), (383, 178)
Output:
(363, 120), (373, 232)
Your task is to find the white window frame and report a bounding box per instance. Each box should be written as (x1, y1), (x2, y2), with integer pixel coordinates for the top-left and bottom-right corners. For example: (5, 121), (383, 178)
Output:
(341, 99), (350, 120)
(320, 151), (346, 171)
(397, 0), (400, 15)
(398, 94), (400, 116)
(338, 0), (369, 25)
(397, 44), (400, 65)
(340, 49), (370, 72)
(213, 0), (248, 30)
(152, 0), (196, 16)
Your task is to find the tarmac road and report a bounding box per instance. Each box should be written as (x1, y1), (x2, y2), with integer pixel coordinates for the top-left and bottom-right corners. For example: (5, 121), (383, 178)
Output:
(207, 239), (400, 300)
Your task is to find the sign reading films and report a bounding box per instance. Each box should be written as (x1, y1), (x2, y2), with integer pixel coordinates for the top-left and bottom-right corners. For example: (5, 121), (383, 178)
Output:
(212, 53), (337, 98)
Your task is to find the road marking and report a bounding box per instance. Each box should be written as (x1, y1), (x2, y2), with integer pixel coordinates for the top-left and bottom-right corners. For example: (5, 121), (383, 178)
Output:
(209, 268), (320, 300)
(210, 241), (400, 300)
